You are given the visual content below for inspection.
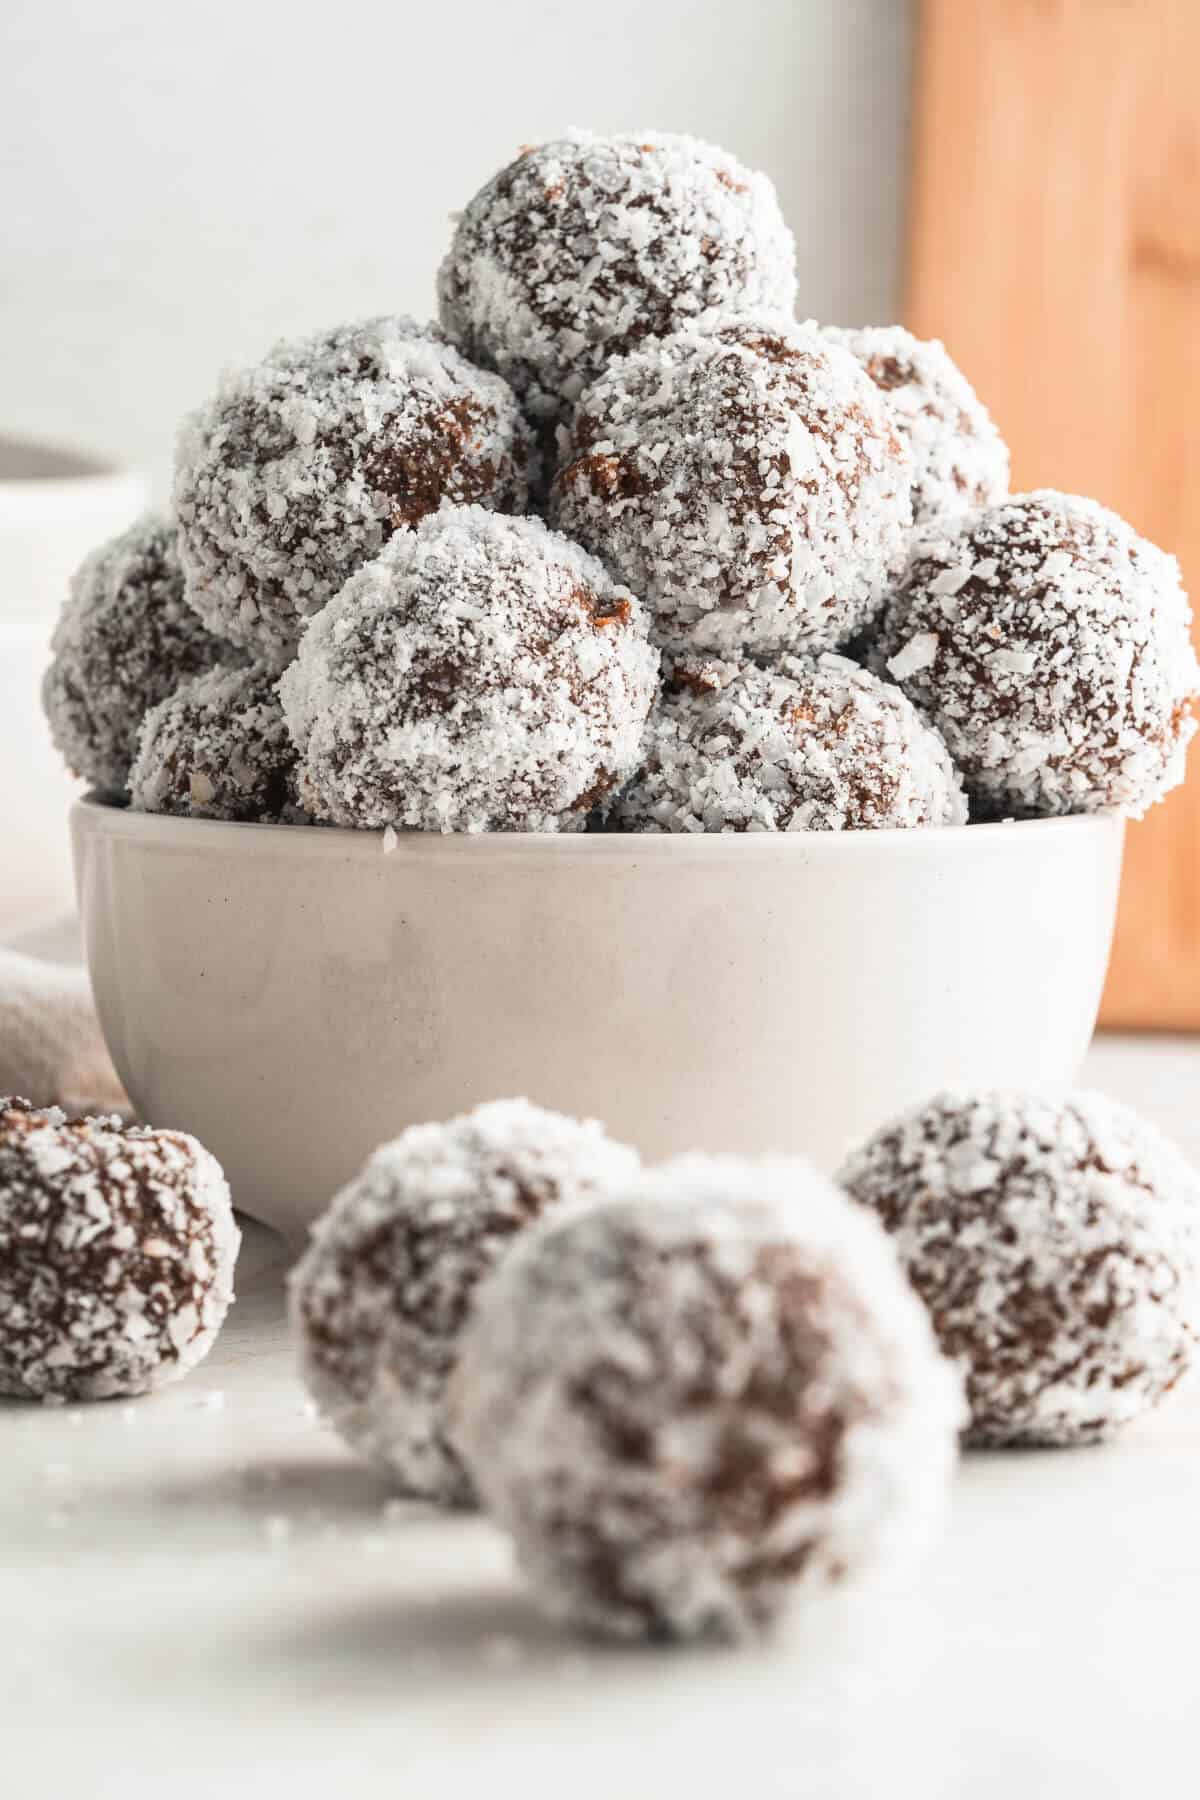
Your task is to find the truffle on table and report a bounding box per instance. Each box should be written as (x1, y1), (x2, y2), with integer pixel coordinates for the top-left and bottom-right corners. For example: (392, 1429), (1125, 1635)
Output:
(289, 1099), (639, 1506)
(0, 1098), (239, 1402)
(280, 504), (659, 833)
(873, 491), (1200, 818)
(451, 1155), (961, 1641)
(611, 652), (966, 832)
(173, 317), (534, 667)
(438, 131), (797, 429)
(838, 1089), (1200, 1447)
(551, 319), (912, 658)
(42, 513), (234, 797)
(821, 324), (1009, 526)
(130, 662), (302, 824)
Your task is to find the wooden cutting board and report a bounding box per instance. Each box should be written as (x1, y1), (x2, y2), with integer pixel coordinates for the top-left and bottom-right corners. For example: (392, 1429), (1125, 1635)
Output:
(906, 0), (1200, 1028)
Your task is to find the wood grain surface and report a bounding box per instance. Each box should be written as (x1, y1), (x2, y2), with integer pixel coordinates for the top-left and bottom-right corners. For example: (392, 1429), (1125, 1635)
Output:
(907, 0), (1200, 1028)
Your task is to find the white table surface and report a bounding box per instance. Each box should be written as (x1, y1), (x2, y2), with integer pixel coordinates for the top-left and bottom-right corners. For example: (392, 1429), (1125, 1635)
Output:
(4, 1031), (1199, 1799)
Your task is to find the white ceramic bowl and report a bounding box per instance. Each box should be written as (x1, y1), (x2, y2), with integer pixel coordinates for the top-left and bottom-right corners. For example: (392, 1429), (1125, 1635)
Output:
(1, 437), (147, 934)
(72, 799), (1124, 1243)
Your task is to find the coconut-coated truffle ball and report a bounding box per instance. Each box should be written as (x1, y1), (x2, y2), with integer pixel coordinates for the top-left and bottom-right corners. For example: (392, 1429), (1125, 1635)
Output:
(438, 131), (796, 427)
(838, 1090), (1200, 1447)
(130, 663), (302, 824)
(289, 1099), (639, 1505)
(281, 504), (659, 833)
(173, 316), (534, 667)
(42, 513), (234, 796)
(612, 652), (966, 833)
(0, 1098), (239, 1402)
(451, 1156), (962, 1641)
(874, 492), (1200, 818)
(551, 319), (912, 657)
(822, 325), (1009, 526)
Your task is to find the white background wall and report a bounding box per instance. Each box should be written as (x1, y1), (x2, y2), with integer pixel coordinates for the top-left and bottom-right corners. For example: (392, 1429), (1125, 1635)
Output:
(1, 0), (912, 495)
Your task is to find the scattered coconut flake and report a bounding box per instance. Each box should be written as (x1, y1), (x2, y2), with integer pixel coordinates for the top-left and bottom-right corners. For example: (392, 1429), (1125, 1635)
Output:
(886, 632), (939, 681)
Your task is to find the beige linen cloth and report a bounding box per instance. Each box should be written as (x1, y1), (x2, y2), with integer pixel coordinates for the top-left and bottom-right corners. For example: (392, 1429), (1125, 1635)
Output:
(0, 934), (128, 1116)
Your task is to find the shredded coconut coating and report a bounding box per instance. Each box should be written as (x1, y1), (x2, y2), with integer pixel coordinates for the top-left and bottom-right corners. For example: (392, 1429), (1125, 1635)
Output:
(612, 651), (966, 832)
(281, 504), (659, 832)
(173, 317), (534, 667)
(289, 1099), (639, 1504)
(873, 491), (1200, 818)
(550, 318), (912, 657)
(822, 325), (1009, 527)
(438, 130), (797, 426)
(129, 662), (303, 824)
(42, 513), (235, 796)
(451, 1156), (962, 1642)
(0, 1097), (239, 1402)
(838, 1089), (1200, 1447)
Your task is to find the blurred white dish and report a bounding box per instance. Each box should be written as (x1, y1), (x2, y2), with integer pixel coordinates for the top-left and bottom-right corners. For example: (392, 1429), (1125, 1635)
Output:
(0, 437), (147, 933)
(72, 800), (1124, 1242)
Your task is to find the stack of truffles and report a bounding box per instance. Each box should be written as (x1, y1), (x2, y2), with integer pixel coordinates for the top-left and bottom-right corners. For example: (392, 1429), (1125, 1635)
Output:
(43, 130), (1200, 833)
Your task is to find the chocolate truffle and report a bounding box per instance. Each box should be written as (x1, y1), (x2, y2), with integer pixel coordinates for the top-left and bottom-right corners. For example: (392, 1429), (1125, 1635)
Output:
(822, 324), (1009, 525)
(42, 513), (234, 796)
(612, 652), (966, 832)
(451, 1156), (961, 1641)
(551, 319), (912, 657)
(438, 131), (796, 427)
(290, 1099), (639, 1505)
(0, 1098), (239, 1402)
(874, 491), (1199, 818)
(280, 504), (659, 833)
(838, 1090), (1200, 1446)
(174, 316), (534, 667)
(130, 663), (302, 824)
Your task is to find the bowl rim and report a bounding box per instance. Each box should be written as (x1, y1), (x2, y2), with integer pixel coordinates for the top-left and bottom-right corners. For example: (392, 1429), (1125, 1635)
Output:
(0, 434), (140, 488)
(71, 793), (1125, 862)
